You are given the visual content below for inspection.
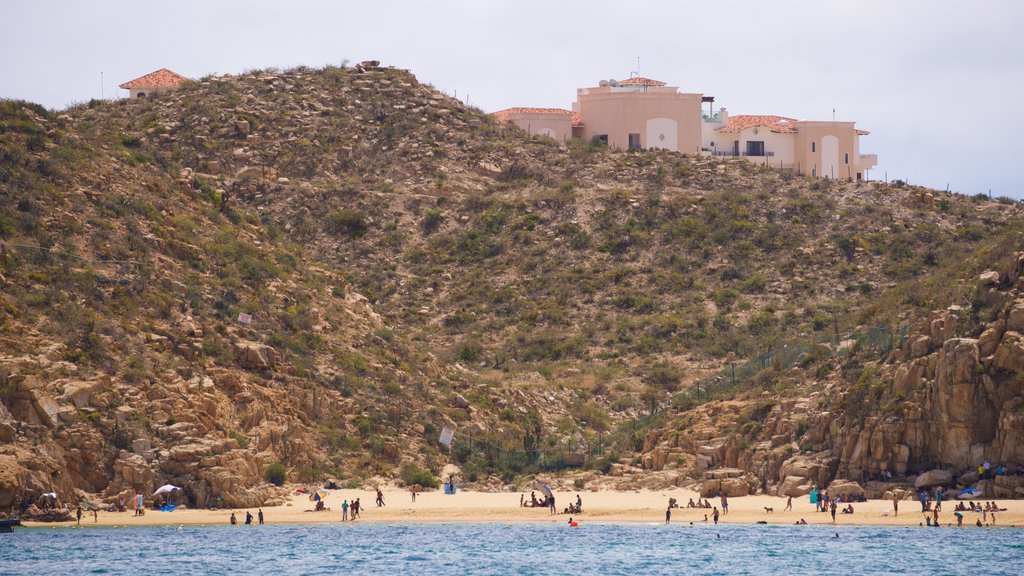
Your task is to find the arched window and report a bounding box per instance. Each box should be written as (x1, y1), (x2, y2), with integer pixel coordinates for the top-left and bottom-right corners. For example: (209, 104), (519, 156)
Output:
(137, 92), (147, 98)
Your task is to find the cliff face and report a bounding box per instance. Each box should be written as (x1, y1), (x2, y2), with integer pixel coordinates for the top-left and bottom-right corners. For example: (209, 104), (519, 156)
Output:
(829, 254), (1024, 492)
(640, 252), (1024, 499)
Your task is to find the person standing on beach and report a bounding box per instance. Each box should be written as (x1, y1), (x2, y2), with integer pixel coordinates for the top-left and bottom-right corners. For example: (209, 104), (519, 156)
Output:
(712, 507), (720, 525)
(76, 505), (82, 526)
(353, 498), (360, 519)
(720, 495), (728, 514)
(245, 511), (253, 525)
(935, 487), (943, 512)
(342, 499), (349, 522)
(830, 500), (837, 523)
(893, 492), (899, 516)
(230, 512), (237, 525)
(376, 488), (385, 507)
(666, 507), (671, 524)
(932, 507), (939, 526)
(919, 490), (927, 513)
(258, 509), (264, 525)
(785, 496), (792, 512)
(549, 495), (556, 515)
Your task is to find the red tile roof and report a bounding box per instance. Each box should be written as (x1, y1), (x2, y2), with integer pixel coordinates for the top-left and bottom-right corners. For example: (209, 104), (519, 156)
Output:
(617, 77), (666, 86)
(119, 68), (188, 89)
(492, 107), (581, 126)
(856, 129), (870, 135)
(716, 115), (799, 134)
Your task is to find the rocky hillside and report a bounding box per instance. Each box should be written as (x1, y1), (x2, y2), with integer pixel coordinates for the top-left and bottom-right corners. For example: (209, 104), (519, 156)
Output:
(1, 62), (1022, 513)
(640, 246), (1024, 500)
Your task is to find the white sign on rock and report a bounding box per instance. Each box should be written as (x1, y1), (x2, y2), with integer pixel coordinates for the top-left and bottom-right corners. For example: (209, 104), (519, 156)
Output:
(439, 426), (455, 447)
(237, 312), (253, 325)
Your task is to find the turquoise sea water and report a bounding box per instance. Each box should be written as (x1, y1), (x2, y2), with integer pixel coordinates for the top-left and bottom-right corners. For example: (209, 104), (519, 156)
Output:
(1, 522), (1022, 575)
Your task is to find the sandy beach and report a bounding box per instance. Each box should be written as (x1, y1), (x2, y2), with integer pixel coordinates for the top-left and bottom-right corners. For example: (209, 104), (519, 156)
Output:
(22, 488), (1023, 529)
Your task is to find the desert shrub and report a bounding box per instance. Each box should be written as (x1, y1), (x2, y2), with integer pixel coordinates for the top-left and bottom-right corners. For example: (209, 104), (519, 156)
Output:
(229, 431), (250, 449)
(264, 462), (286, 486)
(325, 209), (369, 237)
(455, 340), (483, 363)
(422, 208), (444, 233)
(399, 463), (439, 488)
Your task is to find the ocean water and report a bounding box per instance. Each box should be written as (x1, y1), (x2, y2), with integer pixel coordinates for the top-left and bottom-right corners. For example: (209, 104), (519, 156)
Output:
(1, 522), (1022, 575)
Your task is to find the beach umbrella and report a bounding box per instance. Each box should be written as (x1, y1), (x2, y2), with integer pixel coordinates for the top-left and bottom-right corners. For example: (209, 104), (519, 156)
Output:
(532, 480), (554, 500)
(153, 485), (180, 496)
(309, 489), (329, 502)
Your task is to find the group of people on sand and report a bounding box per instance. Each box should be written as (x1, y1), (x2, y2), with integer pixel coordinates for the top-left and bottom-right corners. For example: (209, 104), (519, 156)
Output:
(562, 495), (583, 515)
(229, 509), (264, 525)
(341, 498), (361, 521)
(666, 498), (721, 525)
(520, 491), (556, 514)
(678, 498), (714, 509)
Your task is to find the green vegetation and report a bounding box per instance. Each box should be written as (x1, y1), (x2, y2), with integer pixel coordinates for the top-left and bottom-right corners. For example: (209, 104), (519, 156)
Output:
(264, 462), (286, 486)
(399, 463), (439, 488)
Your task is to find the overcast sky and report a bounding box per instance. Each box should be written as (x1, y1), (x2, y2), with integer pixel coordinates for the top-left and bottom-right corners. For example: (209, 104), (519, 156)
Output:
(3, 0), (1021, 196)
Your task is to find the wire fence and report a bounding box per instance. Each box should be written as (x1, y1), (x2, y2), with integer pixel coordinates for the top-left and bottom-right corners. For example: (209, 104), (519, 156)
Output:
(449, 433), (607, 473)
(686, 324), (907, 402)
(445, 325), (908, 473)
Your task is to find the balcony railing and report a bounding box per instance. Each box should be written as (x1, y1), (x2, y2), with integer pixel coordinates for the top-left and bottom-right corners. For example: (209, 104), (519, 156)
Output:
(708, 150), (775, 157)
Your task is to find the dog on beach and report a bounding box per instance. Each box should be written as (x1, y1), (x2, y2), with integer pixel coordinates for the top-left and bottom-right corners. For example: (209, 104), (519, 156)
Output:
(764, 507), (774, 514)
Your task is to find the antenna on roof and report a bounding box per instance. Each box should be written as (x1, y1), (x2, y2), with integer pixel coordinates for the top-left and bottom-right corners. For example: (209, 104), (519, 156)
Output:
(100, 71), (104, 100)
(833, 108), (836, 122)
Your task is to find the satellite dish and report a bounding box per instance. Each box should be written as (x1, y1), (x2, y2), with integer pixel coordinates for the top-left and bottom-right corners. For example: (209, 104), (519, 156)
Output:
(609, 79), (619, 87)
(599, 80), (609, 87)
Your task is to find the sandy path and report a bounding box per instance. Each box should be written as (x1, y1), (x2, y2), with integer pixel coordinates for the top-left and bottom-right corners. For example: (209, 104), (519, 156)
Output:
(23, 488), (1022, 529)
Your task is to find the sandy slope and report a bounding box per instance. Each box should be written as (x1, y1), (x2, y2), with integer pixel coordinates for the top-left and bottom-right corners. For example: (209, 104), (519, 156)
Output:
(23, 487), (1021, 529)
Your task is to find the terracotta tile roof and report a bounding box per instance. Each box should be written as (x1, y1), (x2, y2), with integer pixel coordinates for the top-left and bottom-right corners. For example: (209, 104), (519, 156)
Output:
(492, 107), (582, 126)
(119, 68), (188, 89)
(617, 77), (666, 86)
(856, 129), (870, 135)
(716, 115), (799, 134)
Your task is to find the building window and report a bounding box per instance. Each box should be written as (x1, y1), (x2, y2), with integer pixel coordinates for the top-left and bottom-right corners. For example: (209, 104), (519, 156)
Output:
(745, 141), (765, 157)
(628, 133), (641, 151)
(811, 141), (816, 153)
(845, 153), (849, 164)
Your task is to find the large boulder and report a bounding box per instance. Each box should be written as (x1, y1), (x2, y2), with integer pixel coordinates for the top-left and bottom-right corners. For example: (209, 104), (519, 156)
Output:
(992, 331), (1024, 373)
(1006, 301), (1024, 333)
(777, 475), (813, 497)
(914, 469), (953, 488)
(234, 341), (276, 371)
(826, 480), (865, 498)
(719, 477), (750, 497)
